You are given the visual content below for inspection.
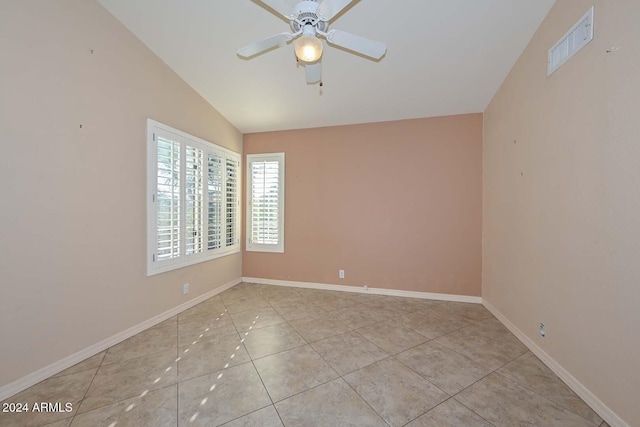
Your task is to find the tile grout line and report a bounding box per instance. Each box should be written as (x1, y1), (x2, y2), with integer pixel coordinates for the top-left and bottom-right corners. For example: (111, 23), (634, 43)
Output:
(71, 340), (176, 422)
(303, 323), (393, 426)
(350, 328), (397, 356)
(261, 286), (503, 426)
(488, 353), (601, 425)
(491, 369), (603, 426)
(450, 396), (498, 426)
(379, 324), (506, 427)
(352, 322), (433, 357)
(223, 288), (299, 425)
(71, 346), (108, 422)
(446, 361), (516, 423)
(255, 286), (319, 426)
(237, 287), (485, 425)
(79, 311), (225, 423)
(245, 345), (284, 425)
(235, 288), (363, 422)
(396, 396), (494, 427)
(271, 402), (287, 427)
(183, 292), (262, 425)
(339, 375), (391, 427)
(427, 323), (528, 374)
(218, 403), (277, 426)
(298, 291), (504, 427)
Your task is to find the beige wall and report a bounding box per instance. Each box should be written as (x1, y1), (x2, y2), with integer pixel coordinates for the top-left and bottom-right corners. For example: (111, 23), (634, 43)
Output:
(244, 115), (483, 296)
(0, 0), (242, 388)
(483, 1), (640, 425)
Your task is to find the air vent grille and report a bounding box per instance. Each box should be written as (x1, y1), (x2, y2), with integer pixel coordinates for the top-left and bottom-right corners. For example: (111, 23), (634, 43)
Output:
(548, 7), (594, 76)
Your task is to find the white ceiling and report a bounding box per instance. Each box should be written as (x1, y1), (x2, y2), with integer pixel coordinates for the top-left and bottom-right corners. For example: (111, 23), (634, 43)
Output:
(98, 0), (555, 133)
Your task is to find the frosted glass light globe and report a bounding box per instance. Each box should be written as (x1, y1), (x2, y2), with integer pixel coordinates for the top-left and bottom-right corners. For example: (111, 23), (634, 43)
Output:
(295, 36), (323, 63)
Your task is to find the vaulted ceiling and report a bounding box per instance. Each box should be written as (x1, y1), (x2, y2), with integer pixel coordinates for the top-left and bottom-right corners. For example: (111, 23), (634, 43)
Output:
(98, 0), (556, 133)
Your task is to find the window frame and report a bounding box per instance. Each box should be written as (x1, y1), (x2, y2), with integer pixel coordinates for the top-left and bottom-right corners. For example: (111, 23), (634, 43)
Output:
(146, 119), (241, 276)
(246, 153), (285, 253)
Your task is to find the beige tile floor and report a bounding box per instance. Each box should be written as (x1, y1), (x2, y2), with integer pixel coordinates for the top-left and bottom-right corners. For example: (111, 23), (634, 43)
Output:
(1, 283), (610, 427)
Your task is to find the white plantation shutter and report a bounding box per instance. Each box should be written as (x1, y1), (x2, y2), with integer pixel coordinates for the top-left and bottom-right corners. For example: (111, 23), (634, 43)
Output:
(207, 154), (223, 250)
(185, 146), (204, 255)
(247, 153), (285, 253)
(156, 136), (180, 261)
(147, 120), (240, 276)
(251, 161), (279, 244)
(225, 158), (239, 247)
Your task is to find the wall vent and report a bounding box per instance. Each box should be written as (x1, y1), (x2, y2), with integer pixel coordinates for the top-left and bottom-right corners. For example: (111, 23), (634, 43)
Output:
(548, 6), (594, 76)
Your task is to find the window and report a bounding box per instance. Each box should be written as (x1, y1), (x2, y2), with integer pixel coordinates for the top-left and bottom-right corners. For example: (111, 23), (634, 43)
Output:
(246, 153), (285, 253)
(147, 119), (240, 275)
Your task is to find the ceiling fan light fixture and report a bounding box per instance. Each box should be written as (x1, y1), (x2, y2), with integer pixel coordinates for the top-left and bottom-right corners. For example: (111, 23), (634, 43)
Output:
(295, 36), (323, 62)
(237, 0), (387, 84)
(295, 25), (323, 63)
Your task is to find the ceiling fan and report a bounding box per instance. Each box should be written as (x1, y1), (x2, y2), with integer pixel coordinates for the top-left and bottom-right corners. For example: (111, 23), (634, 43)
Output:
(237, 0), (387, 85)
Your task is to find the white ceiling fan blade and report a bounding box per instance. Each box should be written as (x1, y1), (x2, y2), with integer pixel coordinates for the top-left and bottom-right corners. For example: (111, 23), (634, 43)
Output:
(317, 0), (356, 21)
(256, 0), (296, 20)
(326, 30), (386, 59)
(237, 33), (291, 58)
(306, 62), (322, 84)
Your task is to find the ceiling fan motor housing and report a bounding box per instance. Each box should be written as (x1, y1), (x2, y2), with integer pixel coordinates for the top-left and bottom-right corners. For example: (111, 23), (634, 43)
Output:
(291, 1), (328, 33)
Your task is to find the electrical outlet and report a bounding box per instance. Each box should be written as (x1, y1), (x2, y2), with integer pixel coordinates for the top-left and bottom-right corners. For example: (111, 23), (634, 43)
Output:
(539, 322), (546, 338)
(339, 270), (345, 279)
(183, 283), (189, 295)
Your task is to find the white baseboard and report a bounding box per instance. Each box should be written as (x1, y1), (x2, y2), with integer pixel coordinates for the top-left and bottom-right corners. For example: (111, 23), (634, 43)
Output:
(0, 277), (241, 402)
(242, 277), (482, 304)
(482, 299), (629, 427)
